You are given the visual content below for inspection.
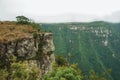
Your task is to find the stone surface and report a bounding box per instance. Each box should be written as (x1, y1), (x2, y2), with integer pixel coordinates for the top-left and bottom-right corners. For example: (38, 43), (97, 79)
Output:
(0, 32), (55, 76)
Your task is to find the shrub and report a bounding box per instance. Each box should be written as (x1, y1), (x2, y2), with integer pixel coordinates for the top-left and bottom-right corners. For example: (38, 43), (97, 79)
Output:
(55, 55), (68, 66)
(42, 66), (81, 80)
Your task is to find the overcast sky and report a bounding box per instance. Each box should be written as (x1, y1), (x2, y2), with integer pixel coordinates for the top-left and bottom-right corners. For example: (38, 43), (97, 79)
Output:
(0, 0), (120, 23)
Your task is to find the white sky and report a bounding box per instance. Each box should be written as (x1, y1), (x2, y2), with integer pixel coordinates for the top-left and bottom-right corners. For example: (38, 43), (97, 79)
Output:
(0, 0), (120, 22)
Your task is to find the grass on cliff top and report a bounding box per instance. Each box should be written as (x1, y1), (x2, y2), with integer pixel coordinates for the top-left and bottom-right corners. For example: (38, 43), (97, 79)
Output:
(0, 21), (37, 43)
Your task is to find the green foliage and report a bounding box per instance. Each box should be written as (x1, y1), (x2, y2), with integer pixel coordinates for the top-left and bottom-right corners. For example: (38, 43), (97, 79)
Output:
(55, 55), (68, 66)
(0, 69), (8, 80)
(30, 22), (40, 29)
(10, 61), (40, 80)
(0, 54), (109, 80)
(41, 22), (120, 80)
(67, 53), (73, 62)
(35, 34), (45, 59)
(44, 55), (108, 80)
(16, 16), (40, 30)
(42, 62), (108, 80)
(42, 65), (82, 80)
(0, 55), (41, 80)
(82, 69), (107, 80)
(16, 16), (30, 24)
(33, 32), (38, 39)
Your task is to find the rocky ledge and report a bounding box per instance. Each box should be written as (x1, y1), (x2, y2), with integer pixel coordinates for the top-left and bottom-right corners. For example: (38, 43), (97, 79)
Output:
(0, 32), (55, 76)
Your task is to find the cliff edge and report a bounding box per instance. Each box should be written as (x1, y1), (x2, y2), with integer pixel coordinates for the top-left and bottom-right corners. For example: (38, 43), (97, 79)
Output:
(0, 22), (55, 76)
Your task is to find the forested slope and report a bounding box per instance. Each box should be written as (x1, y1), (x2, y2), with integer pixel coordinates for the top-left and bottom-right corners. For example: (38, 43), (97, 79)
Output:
(42, 21), (120, 80)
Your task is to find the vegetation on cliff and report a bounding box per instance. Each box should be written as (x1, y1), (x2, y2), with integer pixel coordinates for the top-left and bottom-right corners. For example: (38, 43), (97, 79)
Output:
(0, 16), (40, 43)
(0, 17), (115, 80)
(42, 22), (120, 80)
(0, 55), (108, 80)
(0, 56), (41, 80)
(42, 55), (109, 80)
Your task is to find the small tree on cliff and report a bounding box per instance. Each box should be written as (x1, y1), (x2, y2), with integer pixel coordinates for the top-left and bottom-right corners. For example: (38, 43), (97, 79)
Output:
(16, 16), (30, 24)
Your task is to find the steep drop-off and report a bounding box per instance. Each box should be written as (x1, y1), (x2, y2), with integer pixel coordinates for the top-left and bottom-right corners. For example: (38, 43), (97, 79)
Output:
(42, 21), (120, 80)
(0, 30), (55, 75)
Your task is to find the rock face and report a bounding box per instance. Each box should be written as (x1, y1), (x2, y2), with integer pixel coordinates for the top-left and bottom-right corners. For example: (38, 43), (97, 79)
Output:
(0, 33), (55, 75)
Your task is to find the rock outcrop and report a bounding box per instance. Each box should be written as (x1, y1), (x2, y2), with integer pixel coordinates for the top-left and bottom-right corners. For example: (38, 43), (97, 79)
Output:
(0, 32), (55, 76)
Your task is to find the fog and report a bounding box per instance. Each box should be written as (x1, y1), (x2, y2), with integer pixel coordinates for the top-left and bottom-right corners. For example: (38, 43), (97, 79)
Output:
(0, 0), (120, 23)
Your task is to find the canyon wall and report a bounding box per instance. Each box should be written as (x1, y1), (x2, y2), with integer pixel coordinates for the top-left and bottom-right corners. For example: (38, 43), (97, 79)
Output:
(0, 32), (55, 76)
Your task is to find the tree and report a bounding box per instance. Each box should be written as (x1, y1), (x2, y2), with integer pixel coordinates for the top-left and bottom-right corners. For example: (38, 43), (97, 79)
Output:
(42, 66), (82, 80)
(16, 16), (30, 24)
